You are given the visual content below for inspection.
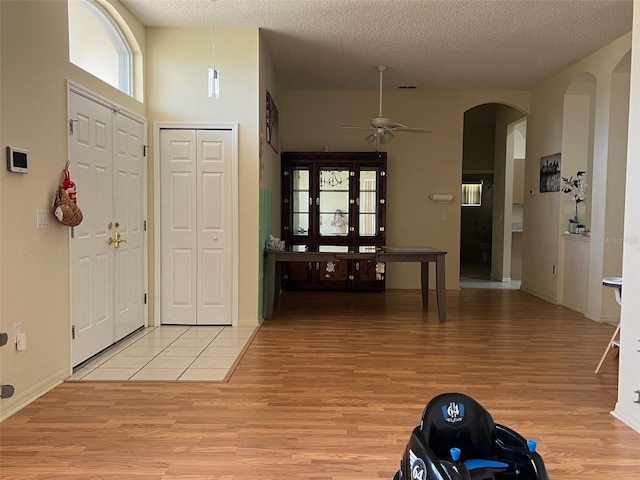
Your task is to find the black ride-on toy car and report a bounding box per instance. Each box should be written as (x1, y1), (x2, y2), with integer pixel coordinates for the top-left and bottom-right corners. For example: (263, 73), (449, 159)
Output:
(393, 393), (549, 480)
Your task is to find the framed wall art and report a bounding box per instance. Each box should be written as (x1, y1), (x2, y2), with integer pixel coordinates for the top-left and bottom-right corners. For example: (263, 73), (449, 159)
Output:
(539, 152), (561, 193)
(266, 90), (280, 153)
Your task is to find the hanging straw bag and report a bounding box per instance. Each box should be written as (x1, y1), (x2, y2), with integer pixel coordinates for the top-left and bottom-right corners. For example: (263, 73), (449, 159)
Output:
(53, 185), (83, 227)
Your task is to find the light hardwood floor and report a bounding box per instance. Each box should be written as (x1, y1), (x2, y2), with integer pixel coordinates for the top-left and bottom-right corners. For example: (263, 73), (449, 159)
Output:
(1, 289), (638, 479)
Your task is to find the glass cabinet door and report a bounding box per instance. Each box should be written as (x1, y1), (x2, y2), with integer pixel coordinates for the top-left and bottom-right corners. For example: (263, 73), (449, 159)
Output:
(291, 167), (310, 236)
(318, 167), (351, 237)
(358, 167), (380, 236)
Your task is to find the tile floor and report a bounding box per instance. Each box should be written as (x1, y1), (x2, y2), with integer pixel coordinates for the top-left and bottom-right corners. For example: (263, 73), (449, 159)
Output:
(68, 325), (258, 382)
(460, 261), (521, 289)
(460, 277), (521, 289)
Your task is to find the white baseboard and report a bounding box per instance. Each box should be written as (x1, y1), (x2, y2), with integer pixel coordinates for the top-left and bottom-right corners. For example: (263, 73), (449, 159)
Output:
(0, 368), (68, 422)
(612, 403), (640, 434)
(520, 284), (559, 305)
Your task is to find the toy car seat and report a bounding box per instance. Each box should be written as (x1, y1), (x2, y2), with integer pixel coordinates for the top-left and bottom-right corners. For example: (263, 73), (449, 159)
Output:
(393, 393), (549, 480)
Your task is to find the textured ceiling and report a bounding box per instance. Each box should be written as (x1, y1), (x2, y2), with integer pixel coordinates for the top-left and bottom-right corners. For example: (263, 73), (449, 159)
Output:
(119, 0), (633, 91)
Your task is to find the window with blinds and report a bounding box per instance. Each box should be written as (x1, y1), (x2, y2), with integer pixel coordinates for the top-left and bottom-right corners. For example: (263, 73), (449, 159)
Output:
(461, 182), (483, 206)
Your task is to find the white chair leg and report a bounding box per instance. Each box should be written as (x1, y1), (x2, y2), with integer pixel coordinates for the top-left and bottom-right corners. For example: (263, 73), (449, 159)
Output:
(595, 325), (621, 374)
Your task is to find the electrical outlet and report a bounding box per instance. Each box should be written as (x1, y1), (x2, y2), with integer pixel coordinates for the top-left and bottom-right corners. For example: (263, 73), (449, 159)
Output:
(13, 323), (21, 344)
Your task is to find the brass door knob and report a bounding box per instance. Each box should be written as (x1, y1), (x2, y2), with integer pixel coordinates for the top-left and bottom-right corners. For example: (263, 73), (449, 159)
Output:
(107, 231), (128, 248)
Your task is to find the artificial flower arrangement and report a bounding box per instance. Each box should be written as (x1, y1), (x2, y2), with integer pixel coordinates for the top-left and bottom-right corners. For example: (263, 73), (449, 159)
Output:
(266, 234), (285, 250)
(562, 170), (586, 227)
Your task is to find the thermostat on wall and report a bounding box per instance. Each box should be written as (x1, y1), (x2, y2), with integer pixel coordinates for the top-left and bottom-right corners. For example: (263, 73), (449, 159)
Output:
(6, 146), (29, 173)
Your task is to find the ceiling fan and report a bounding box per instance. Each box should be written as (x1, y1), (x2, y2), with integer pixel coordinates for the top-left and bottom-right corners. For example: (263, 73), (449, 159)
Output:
(339, 65), (432, 145)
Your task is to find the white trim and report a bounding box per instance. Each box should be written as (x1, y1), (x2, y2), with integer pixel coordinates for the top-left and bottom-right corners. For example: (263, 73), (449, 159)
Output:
(153, 122), (239, 327)
(612, 404), (640, 434)
(67, 80), (144, 124)
(141, 122), (149, 331)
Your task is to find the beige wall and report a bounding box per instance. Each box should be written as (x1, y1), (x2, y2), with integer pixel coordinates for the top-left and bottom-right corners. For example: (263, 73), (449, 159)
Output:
(258, 30), (282, 318)
(602, 53), (631, 319)
(522, 32), (631, 315)
(145, 26), (260, 325)
(0, 0), (145, 420)
(258, 32), (282, 228)
(280, 90), (530, 289)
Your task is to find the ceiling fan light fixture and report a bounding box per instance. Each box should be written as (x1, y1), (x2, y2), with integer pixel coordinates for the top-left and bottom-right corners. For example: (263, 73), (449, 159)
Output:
(338, 65), (432, 144)
(380, 131), (395, 144)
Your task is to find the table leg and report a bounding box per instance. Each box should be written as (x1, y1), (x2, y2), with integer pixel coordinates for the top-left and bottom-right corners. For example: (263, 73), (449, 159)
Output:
(420, 261), (429, 308)
(274, 261), (282, 307)
(435, 254), (446, 322)
(265, 254), (275, 319)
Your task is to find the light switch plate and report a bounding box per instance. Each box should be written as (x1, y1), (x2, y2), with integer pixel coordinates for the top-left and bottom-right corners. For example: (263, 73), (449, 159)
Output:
(16, 333), (27, 351)
(37, 210), (49, 229)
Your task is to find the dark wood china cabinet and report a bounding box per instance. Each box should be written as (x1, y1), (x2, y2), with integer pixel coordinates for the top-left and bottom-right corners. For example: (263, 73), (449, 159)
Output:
(280, 151), (387, 291)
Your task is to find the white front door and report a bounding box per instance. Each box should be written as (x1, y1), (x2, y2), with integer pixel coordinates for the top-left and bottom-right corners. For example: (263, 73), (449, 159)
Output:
(69, 91), (114, 365)
(69, 89), (146, 366)
(160, 129), (234, 325)
(112, 113), (145, 341)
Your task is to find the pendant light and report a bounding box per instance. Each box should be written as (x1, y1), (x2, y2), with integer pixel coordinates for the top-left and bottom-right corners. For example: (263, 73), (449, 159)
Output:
(208, 28), (219, 98)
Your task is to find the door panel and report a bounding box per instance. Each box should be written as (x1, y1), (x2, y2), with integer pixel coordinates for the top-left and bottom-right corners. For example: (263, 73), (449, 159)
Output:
(70, 91), (114, 366)
(160, 130), (197, 325)
(201, 249), (223, 305)
(197, 130), (232, 324)
(113, 113), (145, 340)
(284, 262), (313, 288)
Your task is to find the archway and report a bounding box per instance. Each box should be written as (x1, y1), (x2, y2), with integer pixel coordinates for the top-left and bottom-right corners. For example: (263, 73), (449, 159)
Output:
(460, 104), (527, 288)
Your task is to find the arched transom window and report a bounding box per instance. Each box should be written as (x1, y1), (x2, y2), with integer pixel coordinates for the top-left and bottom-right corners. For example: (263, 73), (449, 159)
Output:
(68, 0), (133, 96)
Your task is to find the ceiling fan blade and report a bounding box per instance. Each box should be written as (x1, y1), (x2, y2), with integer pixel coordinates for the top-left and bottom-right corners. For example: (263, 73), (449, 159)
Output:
(384, 122), (407, 130)
(394, 127), (433, 134)
(340, 127), (374, 134)
(339, 124), (373, 130)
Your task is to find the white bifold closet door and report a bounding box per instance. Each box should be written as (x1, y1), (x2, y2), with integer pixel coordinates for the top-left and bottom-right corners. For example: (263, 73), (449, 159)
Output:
(160, 129), (233, 325)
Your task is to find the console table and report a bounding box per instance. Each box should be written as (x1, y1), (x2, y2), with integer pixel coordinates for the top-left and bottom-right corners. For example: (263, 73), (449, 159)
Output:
(265, 246), (447, 322)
